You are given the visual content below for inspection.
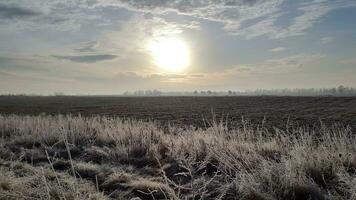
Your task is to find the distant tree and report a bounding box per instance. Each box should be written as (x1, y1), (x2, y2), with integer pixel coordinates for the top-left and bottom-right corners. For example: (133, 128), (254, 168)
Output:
(134, 90), (144, 96)
(54, 92), (64, 96)
(337, 85), (345, 95)
(145, 90), (152, 96)
(330, 88), (337, 95)
(152, 89), (162, 96)
(120, 86), (356, 97)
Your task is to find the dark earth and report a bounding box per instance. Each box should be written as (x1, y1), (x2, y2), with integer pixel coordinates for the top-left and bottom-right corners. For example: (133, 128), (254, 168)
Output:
(1, 96), (355, 131)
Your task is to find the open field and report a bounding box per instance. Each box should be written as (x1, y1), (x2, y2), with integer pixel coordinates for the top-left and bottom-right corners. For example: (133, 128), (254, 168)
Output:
(0, 96), (356, 130)
(0, 115), (356, 199)
(1, 96), (356, 199)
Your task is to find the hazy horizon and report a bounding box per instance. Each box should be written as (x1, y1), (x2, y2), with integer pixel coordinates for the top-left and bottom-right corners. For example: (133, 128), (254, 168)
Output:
(1, 0), (356, 94)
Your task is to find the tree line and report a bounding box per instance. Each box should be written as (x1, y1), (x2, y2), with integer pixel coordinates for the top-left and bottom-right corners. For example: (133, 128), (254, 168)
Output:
(1, 86), (356, 96)
(123, 86), (356, 96)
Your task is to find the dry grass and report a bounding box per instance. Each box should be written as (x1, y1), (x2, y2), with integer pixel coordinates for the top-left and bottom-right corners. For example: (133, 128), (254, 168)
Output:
(0, 114), (355, 199)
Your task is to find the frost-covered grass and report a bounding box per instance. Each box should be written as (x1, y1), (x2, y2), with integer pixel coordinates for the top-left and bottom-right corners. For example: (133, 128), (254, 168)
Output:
(0, 114), (355, 199)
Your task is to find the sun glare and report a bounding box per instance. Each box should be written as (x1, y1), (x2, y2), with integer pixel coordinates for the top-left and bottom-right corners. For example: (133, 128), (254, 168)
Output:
(147, 37), (190, 72)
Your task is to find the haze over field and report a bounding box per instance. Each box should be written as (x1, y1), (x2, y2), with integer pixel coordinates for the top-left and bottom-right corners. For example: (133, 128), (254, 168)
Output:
(1, 0), (356, 94)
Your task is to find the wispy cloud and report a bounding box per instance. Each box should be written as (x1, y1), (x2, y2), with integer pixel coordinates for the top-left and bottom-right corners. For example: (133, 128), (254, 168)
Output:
(53, 54), (117, 63)
(340, 58), (356, 65)
(75, 41), (100, 53)
(115, 0), (284, 38)
(0, 4), (40, 19)
(269, 47), (287, 52)
(0, 56), (48, 72)
(112, 0), (356, 39)
(1, 0), (355, 38)
(0, 1), (100, 32)
(320, 36), (333, 44)
(219, 54), (325, 77)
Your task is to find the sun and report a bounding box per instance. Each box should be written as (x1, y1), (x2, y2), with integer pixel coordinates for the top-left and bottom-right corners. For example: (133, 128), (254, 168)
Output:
(147, 37), (190, 72)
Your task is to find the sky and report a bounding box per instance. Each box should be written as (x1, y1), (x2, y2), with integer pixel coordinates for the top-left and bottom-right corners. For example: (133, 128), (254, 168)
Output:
(0, 0), (356, 94)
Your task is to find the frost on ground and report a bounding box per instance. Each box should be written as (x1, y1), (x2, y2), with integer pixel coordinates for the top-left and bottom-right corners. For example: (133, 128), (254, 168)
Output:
(0, 115), (355, 200)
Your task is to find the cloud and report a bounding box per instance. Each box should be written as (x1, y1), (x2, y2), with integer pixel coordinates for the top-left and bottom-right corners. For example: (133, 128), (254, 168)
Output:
(0, 56), (49, 72)
(320, 36), (333, 44)
(340, 59), (356, 65)
(190, 74), (204, 78)
(0, 1), (101, 32)
(269, 47), (287, 52)
(230, 0), (356, 39)
(262, 54), (324, 69)
(220, 54), (325, 76)
(0, 4), (40, 19)
(124, 15), (200, 37)
(2, 0), (354, 38)
(115, 0), (284, 36)
(53, 54), (117, 63)
(108, 72), (202, 85)
(75, 41), (100, 53)
(0, 0), (200, 33)
(0, 70), (46, 81)
(165, 74), (187, 79)
(110, 0), (356, 39)
(273, 2), (331, 39)
(0, 71), (16, 77)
